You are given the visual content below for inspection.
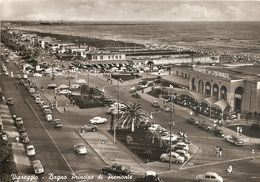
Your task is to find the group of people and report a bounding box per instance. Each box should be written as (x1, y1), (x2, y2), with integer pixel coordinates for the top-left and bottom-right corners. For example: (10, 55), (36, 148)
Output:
(178, 130), (188, 138)
(216, 145), (223, 157)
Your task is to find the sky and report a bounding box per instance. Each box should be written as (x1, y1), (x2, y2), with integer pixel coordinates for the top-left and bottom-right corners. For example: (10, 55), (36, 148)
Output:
(1, 0), (260, 21)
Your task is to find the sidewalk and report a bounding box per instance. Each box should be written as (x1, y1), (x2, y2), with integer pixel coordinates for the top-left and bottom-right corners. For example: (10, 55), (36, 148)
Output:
(138, 88), (260, 145)
(0, 104), (37, 182)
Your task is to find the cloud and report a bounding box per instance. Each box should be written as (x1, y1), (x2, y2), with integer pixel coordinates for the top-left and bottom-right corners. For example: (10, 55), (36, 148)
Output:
(1, 0), (260, 21)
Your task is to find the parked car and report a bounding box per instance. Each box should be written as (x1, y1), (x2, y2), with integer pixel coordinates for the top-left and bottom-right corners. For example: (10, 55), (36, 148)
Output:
(177, 137), (191, 145)
(132, 92), (141, 98)
(1, 131), (8, 141)
(35, 97), (42, 104)
(152, 101), (160, 108)
(45, 114), (53, 122)
(160, 105), (171, 112)
(15, 117), (23, 125)
(79, 124), (98, 132)
(160, 152), (185, 164)
(135, 171), (163, 182)
(20, 132), (30, 144)
(59, 89), (72, 95)
(172, 142), (189, 151)
(7, 98), (14, 105)
(129, 87), (137, 93)
(148, 124), (162, 132)
(47, 84), (57, 89)
(175, 149), (191, 160)
(186, 118), (199, 125)
(196, 172), (223, 182)
(212, 128), (225, 138)
(32, 160), (44, 174)
(224, 135), (244, 146)
(17, 125), (26, 133)
(26, 145), (36, 156)
(53, 119), (62, 128)
(90, 117), (107, 124)
(73, 143), (87, 154)
(101, 164), (131, 175)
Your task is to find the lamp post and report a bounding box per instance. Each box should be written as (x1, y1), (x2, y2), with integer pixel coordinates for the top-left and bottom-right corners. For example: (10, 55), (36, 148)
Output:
(68, 70), (71, 88)
(169, 104), (175, 170)
(114, 78), (121, 143)
(87, 69), (90, 89)
(51, 63), (55, 80)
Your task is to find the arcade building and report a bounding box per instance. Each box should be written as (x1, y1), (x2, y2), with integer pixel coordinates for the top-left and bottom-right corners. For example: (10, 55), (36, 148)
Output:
(163, 64), (260, 119)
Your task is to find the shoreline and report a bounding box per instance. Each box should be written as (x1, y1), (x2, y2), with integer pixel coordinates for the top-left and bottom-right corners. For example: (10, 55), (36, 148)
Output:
(19, 29), (145, 49)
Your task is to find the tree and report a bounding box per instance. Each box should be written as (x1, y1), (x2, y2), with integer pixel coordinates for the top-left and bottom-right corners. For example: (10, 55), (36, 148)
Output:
(118, 103), (148, 132)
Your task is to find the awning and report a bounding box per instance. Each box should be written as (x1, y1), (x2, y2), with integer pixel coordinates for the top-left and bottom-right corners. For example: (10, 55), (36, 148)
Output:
(212, 99), (229, 111)
(178, 90), (206, 102)
(200, 97), (218, 106)
(162, 87), (206, 102)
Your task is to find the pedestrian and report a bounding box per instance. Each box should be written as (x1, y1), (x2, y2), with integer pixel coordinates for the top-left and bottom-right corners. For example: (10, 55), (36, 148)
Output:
(252, 148), (255, 160)
(227, 164), (233, 174)
(236, 126), (240, 136)
(151, 136), (155, 144)
(72, 100), (75, 106)
(239, 127), (243, 136)
(64, 106), (66, 112)
(146, 150), (152, 162)
(219, 146), (223, 157)
(216, 146), (219, 156)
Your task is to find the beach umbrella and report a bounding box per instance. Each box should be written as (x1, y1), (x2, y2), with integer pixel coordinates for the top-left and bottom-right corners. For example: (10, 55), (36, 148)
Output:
(76, 79), (87, 84)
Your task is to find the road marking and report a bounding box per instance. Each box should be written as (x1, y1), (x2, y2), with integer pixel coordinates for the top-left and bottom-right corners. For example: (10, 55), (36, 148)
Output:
(181, 155), (260, 170)
(26, 99), (74, 173)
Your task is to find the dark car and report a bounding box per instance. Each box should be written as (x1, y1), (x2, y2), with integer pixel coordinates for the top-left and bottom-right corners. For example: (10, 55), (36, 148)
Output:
(17, 124), (26, 133)
(212, 129), (225, 138)
(101, 164), (131, 176)
(186, 118), (199, 125)
(53, 119), (62, 128)
(7, 98), (14, 105)
(20, 132), (30, 144)
(132, 92), (141, 98)
(79, 124), (98, 132)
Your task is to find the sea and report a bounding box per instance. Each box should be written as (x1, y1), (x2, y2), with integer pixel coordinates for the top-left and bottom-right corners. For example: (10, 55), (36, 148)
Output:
(14, 21), (260, 56)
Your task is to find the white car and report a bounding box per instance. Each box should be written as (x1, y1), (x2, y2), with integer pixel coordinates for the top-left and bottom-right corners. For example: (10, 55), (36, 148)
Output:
(173, 142), (189, 151)
(148, 124), (165, 132)
(161, 134), (178, 141)
(71, 84), (80, 89)
(90, 117), (107, 124)
(58, 84), (69, 90)
(175, 149), (191, 160)
(73, 143), (87, 154)
(33, 73), (42, 77)
(32, 160), (44, 174)
(160, 152), (185, 164)
(196, 172), (223, 182)
(224, 135), (244, 146)
(110, 102), (126, 109)
(59, 89), (72, 95)
(26, 145), (36, 156)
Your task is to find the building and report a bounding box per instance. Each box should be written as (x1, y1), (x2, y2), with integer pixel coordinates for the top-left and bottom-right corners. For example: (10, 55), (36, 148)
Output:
(164, 64), (260, 117)
(87, 53), (126, 61)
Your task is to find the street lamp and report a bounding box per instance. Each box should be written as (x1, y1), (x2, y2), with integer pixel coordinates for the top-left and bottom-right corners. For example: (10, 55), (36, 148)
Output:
(169, 105), (175, 171)
(114, 78), (121, 143)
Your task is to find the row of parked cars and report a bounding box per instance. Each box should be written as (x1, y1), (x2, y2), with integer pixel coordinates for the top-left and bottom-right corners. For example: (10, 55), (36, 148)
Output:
(187, 117), (244, 146)
(139, 120), (193, 164)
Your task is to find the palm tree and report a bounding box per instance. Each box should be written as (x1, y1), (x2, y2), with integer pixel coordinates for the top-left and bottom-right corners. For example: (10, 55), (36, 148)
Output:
(118, 103), (148, 132)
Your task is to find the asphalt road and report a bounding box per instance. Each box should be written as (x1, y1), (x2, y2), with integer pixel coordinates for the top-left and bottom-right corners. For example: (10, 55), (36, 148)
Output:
(1, 56), (106, 182)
